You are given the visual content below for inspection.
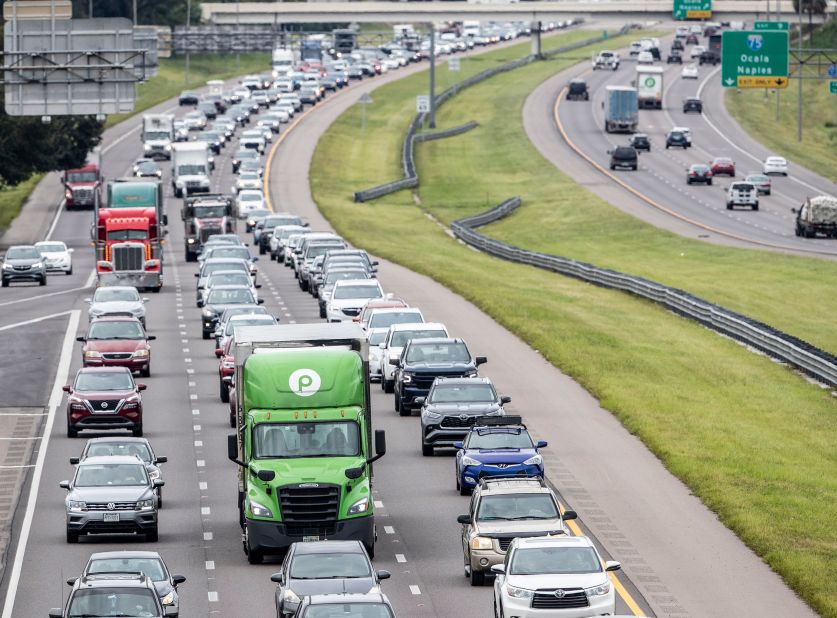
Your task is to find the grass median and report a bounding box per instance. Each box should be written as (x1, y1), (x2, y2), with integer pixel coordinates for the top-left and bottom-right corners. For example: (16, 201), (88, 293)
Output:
(311, 30), (837, 617)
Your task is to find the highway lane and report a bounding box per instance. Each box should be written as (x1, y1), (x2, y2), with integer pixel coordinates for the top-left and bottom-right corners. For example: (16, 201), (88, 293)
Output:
(547, 37), (837, 257)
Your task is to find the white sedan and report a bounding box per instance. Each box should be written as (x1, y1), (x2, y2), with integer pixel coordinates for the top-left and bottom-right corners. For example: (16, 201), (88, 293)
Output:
(690, 45), (706, 59)
(34, 241), (73, 275)
(236, 190), (266, 217)
(233, 171), (263, 195)
(763, 156), (789, 175)
(681, 63), (699, 79)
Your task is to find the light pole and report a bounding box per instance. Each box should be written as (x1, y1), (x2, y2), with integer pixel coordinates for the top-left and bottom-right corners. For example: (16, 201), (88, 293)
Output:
(133, 0), (137, 24)
(185, 0), (192, 86)
(236, 1), (240, 72)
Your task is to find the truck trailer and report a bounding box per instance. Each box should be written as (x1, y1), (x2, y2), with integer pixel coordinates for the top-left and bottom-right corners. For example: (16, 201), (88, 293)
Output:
(141, 114), (174, 160)
(603, 86), (638, 133)
(794, 195), (837, 238)
(228, 323), (386, 563)
(636, 65), (664, 110)
(171, 142), (211, 198)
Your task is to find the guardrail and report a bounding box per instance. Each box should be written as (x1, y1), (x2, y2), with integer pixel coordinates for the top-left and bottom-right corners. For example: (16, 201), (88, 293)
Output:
(452, 198), (837, 388)
(354, 28), (627, 203)
(414, 120), (479, 143)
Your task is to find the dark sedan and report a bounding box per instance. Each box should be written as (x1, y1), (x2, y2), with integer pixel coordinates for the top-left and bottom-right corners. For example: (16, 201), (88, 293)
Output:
(198, 285), (263, 338)
(683, 97), (703, 113)
(629, 133), (651, 152)
(178, 91), (199, 106)
(667, 51), (683, 64)
(686, 163), (713, 185)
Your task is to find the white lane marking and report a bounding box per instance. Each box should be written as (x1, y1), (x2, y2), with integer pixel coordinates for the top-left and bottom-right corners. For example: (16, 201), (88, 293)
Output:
(199, 481), (208, 490)
(0, 310), (74, 331)
(0, 284), (93, 309)
(84, 269), (96, 289)
(0, 412), (46, 416)
(44, 200), (67, 241)
(207, 591), (219, 603)
(384, 526), (395, 534)
(201, 507), (211, 516)
(1, 309), (80, 618)
(205, 560), (215, 570)
(184, 357), (192, 363)
(0, 436), (42, 440)
(196, 460), (205, 468)
(204, 531), (213, 541)
(395, 554), (407, 563)
(194, 440), (203, 447)
(374, 500), (384, 508)
(0, 465), (35, 469)
(409, 585), (421, 595)
(193, 424), (201, 431)
(192, 408), (200, 415)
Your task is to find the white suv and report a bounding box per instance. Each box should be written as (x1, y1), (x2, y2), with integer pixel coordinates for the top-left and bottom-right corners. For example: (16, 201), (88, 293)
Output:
(726, 182), (759, 211)
(492, 535), (621, 618)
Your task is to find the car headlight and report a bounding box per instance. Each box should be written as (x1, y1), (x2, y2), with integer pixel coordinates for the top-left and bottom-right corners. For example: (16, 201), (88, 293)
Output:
(422, 409), (442, 420)
(505, 584), (534, 600)
(203, 310), (215, 318)
(33, 262), (44, 269)
(523, 454), (543, 466)
(585, 580), (611, 597)
(84, 351), (102, 358)
(250, 500), (272, 518)
(67, 500), (87, 512)
(160, 591), (174, 605)
(133, 349), (149, 358)
(136, 498), (155, 511)
(461, 456), (481, 467)
(1, 263), (13, 270)
(283, 589), (301, 604)
(149, 469), (161, 481)
(164, 144), (172, 151)
(348, 497), (370, 515)
(470, 536), (493, 550)
(463, 369), (478, 377)
(402, 371), (415, 384)
(247, 219), (255, 226)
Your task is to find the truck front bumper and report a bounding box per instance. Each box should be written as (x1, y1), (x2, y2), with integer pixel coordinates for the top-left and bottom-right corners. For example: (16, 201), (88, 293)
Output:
(98, 272), (161, 290)
(246, 515), (375, 555)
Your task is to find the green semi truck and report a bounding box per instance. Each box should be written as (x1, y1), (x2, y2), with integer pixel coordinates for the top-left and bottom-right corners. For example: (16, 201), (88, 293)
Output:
(227, 323), (386, 564)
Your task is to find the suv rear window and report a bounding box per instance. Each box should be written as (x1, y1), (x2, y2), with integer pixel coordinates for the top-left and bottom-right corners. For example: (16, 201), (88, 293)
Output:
(406, 342), (470, 363)
(477, 494), (558, 520)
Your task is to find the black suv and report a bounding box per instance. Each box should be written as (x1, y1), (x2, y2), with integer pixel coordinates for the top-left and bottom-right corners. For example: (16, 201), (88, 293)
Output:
(392, 338), (487, 417)
(50, 573), (176, 617)
(565, 78), (589, 101)
(666, 131), (690, 149)
(608, 145), (638, 171)
(667, 50), (683, 64)
(699, 50), (719, 66)
(418, 377), (510, 456)
(629, 133), (651, 152)
(683, 97), (703, 113)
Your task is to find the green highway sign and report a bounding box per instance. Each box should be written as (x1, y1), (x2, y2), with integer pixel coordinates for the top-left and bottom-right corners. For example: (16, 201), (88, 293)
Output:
(753, 21), (789, 30)
(830, 81), (837, 94)
(721, 30), (789, 89)
(673, 0), (711, 20)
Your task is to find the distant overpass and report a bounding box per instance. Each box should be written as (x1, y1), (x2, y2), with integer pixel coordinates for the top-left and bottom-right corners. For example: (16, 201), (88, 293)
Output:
(200, 1), (803, 24)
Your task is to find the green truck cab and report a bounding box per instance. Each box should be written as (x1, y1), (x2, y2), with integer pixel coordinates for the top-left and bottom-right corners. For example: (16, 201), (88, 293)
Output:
(227, 323), (386, 564)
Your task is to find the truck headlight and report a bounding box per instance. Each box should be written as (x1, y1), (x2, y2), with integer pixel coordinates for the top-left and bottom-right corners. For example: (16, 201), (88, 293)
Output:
(522, 454), (543, 466)
(505, 584), (534, 599)
(585, 581), (611, 597)
(149, 469), (161, 481)
(402, 372), (415, 384)
(164, 144), (172, 151)
(250, 500), (272, 518)
(348, 497), (369, 515)
(67, 500), (87, 512)
(470, 536), (493, 550)
(136, 498), (155, 511)
(461, 456), (481, 467)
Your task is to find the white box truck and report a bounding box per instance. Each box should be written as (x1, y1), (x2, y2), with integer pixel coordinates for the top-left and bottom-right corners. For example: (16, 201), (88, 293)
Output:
(141, 114), (174, 160)
(271, 48), (294, 78)
(171, 142), (211, 198)
(636, 66), (663, 110)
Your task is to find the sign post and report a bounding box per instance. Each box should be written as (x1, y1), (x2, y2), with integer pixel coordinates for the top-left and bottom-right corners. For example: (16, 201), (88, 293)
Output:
(673, 0), (711, 20)
(721, 30), (789, 89)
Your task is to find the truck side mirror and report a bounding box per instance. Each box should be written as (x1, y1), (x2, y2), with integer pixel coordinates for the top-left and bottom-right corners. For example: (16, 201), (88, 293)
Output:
(374, 429), (386, 457)
(500, 395), (511, 404)
(227, 434), (238, 461)
(414, 396), (426, 406)
(59, 480), (70, 489)
(389, 358), (400, 367)
(345, 466), (363, 479)
(155, 456), (167, 464)
(62, 385), (72, 393)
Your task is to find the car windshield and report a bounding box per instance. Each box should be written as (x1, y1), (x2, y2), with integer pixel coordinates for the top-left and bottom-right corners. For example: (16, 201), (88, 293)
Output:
(430, 383), (495, 403)
(239, 172), (260, 181)
(509, 546), (601, 575)
(326, 271), (367, 285)
(368, 312), (423, 330)
(67, 588), (159, 617)
(87, 321), (145, 340)
(467, 430), (534, 449)
(254, 421), (360, 458)
(86, 441), (152, 462)
(368, 331), (387, 346)
(306, 244), (344, 260)
(6, 247), (40, 260)
(194, 205), (227, 217)
(209, 273), (251, 288)
(390, 330), (446, 347)
(476, 494), (559, 521)
(747, 175), (768, 182)
(236, 150), (257, 160)
(206, 288), (254, 304)
(136, 161), (159, 172)
(87, 557), (166, 582)
(66, 172), (98, 183)
(75, 372), (134, 391)
(226, 317), (273, 334)
(290, 552), (372, 579)
(266, 216), (302, 227)
(733, 184), (755, 191)
(220, 307), (267, 323)
(304, 605), (394, 618)
(240, 193), (262, 201)
(75, 463), (148, 487)
(203, 262), (247, 277)
(406, 343), (470, 363)
(93, 288), (140, 303)
(690, 165), (709, 172)
(208, 248), (250, 260)
(333, 285), (382, 300)
(37, 243), (66, 253)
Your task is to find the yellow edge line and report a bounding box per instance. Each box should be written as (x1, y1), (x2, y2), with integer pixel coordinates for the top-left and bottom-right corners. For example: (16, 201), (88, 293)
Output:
(563, 511), (646, 616)
(552, 85), (833, 257)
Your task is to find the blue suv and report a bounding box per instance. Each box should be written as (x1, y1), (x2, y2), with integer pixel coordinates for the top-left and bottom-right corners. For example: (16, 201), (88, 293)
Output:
(453, 417), (547, 495)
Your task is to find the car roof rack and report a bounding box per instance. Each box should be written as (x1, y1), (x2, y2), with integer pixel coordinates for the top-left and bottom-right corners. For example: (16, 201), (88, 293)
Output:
(477, 476), (548, 489)
(473, 415), (524, 427)
(82, 571), (147, 583)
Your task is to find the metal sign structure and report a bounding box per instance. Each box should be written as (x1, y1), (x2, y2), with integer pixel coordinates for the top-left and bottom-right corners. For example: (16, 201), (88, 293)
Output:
(2, 17), (144, 116)
(416, 95), (430, 113)
(673, 0), (712, 20)
(721, 30), (789, 88)
(753, 21), (789, 30)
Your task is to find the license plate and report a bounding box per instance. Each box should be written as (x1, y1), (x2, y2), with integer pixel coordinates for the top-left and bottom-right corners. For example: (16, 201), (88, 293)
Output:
(302, 535), (320, 542)
(103, 513), (119, 522)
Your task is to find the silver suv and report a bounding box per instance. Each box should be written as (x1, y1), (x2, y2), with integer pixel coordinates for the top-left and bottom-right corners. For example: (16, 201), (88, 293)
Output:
(60, 455), (163, 543)
(456, 477), (577, 586)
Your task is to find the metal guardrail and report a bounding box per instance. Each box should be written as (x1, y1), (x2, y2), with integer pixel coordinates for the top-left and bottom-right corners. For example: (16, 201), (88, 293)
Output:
(414, 120), (479, 142)
(452, 198), (837, 387)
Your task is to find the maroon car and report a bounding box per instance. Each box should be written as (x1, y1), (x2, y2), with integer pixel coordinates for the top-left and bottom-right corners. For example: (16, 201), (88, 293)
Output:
(63, 367), (146, 438)
(711, 157), (736, 177)
(215, 336), (236, 403)
(77, 316), (156, 377)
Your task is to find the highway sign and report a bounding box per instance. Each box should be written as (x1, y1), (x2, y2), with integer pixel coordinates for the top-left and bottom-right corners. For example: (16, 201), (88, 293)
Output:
(721, 30), (789, 89)
(448, 57), (460, 72)
(416, 95), (430, 113)
(753, 21), (789, 30)
(673, 0), (711, 20)
(830, 80), (837, 95)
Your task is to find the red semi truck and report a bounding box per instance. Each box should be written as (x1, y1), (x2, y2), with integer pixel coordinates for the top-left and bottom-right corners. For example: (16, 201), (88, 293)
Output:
(63, 164), (102, 210)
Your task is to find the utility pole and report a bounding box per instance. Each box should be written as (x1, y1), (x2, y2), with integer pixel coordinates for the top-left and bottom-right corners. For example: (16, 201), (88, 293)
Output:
(89, 0), (93, 17)
(236, 1), (241, 72)
(133, 0), (137, 24)
(185, 0), (192, 86)
(429, 25), (436, 129)
(797, 0), (803, 141)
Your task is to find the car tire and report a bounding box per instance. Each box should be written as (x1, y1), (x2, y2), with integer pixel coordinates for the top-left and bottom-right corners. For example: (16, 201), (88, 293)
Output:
(66, 529), (79, 544)
(398, 399), (410, 417)
(1, 278), (7, 287)
(132, 424), (143, 437)
(726, 203), (733, 210)
(319, 305), (326, 319)
(39, 276), (46, 286)
(146, 527), (158, 543)
(665, 144), (670, 149)
(221, 380), (230, 403)
(384, 379), (394, 394)
(259, 244), (266, 255)
(157, 489), (162, 508)
(470, 569), (485, 586)
(67, 424), (78, 438)
(460, 483), (470, 496)
(140, 365), (150, 378)
(766, 190), (771, 196)
(202, 331), (210, 340)
(753, 203), (759, 211)
(708, 180), (712, 186)
(67, 267), (73, 276)
(422, 443), (433, 457)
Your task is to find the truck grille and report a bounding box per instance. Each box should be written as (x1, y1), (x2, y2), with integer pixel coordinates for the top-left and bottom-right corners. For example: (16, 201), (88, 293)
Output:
(72, 188), (93, 203)
(531, 589), (589, 609)
(113, 244), (145, 271)
(440, 415), (478, 428)
(279, 484), (339, 535)
(199, 226), (222, 243)
(86, 502), (136, 511)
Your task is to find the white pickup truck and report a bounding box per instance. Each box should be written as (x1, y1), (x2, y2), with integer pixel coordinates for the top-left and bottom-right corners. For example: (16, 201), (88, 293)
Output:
(593, 50), (620, 70)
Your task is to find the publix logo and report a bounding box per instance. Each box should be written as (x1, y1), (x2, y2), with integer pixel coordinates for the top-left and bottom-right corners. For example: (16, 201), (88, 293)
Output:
(289, 368), (321, 397)
(644, 76), (657, 88)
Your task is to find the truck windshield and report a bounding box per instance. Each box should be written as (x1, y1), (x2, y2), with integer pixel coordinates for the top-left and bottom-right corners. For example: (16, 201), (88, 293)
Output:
(107, 230), (148, 241)
(406, 342), (470, 363)
(254, 421), (360, 458)
(195, 205), (227, 217)
(144, 131), (170, 141)
(305, 605), (393, 618)
(390, 330), (446, 347)
(368, 312), (422, 330)
(66, 172), (97, 183)
(178, 164), (207, 176)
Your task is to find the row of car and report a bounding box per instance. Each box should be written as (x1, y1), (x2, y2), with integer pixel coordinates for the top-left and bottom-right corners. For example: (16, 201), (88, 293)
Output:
(0, 241), (74, 287)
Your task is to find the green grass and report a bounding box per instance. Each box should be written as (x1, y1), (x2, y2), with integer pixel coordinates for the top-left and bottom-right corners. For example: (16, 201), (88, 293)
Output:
(725, 19), (837, 183)
(310, 30), (837, 617)
(106, 52), (269, 128)
(0, 174), (43, 232)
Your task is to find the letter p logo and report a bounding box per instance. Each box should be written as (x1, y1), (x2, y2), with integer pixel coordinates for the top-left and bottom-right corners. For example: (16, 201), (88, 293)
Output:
(289, 368), (321, 397)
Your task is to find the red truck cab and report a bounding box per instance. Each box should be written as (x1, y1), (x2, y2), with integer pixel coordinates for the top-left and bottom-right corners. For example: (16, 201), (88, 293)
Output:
(63, 164), (102, 210)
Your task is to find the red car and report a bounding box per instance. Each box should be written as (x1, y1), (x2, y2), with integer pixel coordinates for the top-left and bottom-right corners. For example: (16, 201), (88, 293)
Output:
(710, 157), (736, 177)
(215, 336), (236, 404)
(63, 367), (146, 438)
(77, 316), (156, 377)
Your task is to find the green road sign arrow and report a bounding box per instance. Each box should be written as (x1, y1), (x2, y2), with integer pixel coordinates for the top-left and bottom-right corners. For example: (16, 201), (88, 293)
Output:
(724, 77), (735, 86)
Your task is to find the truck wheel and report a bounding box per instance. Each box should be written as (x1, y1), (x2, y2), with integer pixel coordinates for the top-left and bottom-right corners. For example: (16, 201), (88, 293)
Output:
(398, 399), (411, 417)
(39, 276), (47, 286)
(202, 331), (210, 340)
(470, 569), (485, 586)
(753, 203), (759, 211)
(726, 203), (733, 210)
(220, 380), (230, 403)
(1, 278), (7, 287)
(66, 529), (79, 544)
(246, 541), (263, 564)
(319, 305), (326, 319)
(795, 227), (801, 237)
(422, 443), (434, 456)
(259, 244), (266, 255)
